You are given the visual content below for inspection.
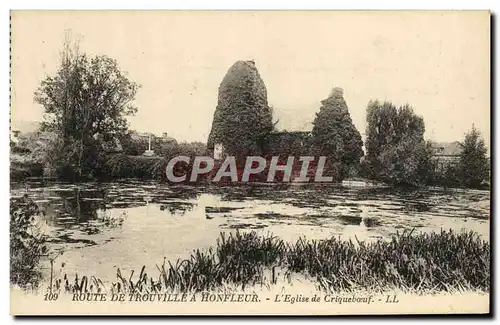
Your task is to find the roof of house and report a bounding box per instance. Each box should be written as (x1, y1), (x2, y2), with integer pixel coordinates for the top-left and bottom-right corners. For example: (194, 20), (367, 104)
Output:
(431, 141), (463, 156)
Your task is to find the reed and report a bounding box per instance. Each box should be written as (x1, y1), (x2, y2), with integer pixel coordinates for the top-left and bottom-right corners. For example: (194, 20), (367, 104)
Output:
(48, 229), (490, 295)
(286, 229), (490, 292)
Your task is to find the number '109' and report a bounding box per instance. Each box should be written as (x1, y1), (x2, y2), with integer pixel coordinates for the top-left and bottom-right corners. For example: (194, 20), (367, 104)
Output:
(44, 292), (59, 301)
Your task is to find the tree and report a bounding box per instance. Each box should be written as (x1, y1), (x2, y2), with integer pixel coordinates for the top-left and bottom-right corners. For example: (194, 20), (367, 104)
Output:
(310, 87), (363, 181)
(415, 140), (438, 186)
(364, 100), (429, 186)
(459, 126), (489, 188)
(119, 134), (148, 156)
(34, 36), (139, 179)
(207, 60), (273, 159)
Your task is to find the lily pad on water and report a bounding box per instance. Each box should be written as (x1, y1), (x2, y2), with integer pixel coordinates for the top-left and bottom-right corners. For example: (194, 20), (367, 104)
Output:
(304, 212), (334, 219)
(338, 215), (363, 226)
(111, 201), (147, 208)
(342, 202), (360, 207)
(159, 201), (194, 214)
(404, 201), (432, 212)
(48, 233), (97, 246)
(205, 206), (243, 213)
(362, 216), (381, 227)
(254, 212), (294, 220)
(222, 223), (267, 230)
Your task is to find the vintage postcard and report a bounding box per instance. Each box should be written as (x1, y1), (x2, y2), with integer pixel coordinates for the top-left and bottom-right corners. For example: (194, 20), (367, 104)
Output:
(9, 10), (491, 315)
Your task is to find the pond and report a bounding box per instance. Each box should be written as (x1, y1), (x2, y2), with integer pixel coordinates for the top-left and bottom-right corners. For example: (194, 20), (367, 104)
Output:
(10, 180), (490, 284)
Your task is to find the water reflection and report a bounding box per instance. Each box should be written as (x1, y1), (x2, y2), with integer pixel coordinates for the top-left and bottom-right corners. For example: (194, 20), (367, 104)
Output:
(9, 181), (490, 283)
(10, 181), (490, 253)
(50, 188), (106, 227)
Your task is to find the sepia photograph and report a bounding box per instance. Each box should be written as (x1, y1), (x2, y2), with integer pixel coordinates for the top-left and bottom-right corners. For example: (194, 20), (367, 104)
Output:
(9, 10), (491, 315)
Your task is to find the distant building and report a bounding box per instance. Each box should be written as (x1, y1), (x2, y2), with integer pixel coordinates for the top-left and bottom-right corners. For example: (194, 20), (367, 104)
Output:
(10, 130), (21, 144)
(130, 131), (152, 142)
(130, 131), (176, 143)
(431, 141), (463, 164)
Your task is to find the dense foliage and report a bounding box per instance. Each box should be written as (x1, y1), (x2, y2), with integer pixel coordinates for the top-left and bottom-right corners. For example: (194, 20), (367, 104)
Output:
(34, 39), (139, 180)
(363, 100), (429, 186)
(459, 126), (490, 188)
(310, 88), (363, 181)
(362, 99), (490, 189)
(10, 195), (48, 289)
(102, 153), (205, 182)
(207, 61), (273, 158)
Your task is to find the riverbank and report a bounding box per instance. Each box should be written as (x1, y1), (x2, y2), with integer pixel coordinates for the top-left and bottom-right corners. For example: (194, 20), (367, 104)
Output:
(11, 229), (491, 315)
(10, 181), (490, 293)
(41, 229), (489, 295)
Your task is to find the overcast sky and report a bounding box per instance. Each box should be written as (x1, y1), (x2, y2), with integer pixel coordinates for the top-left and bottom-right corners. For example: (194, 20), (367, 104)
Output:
(11, 11), (490, 148)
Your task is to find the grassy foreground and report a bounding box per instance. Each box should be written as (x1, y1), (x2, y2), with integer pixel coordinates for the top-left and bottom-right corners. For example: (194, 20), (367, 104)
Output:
(47, 229), (490, 295)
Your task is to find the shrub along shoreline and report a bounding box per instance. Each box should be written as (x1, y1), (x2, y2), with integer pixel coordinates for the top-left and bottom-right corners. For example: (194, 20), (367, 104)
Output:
(10, 153), (491, 191)
(47, 229), (490, 295)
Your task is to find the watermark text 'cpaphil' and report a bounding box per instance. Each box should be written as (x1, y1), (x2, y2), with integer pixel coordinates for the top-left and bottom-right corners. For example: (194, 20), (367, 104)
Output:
(165, 156), (334, 183)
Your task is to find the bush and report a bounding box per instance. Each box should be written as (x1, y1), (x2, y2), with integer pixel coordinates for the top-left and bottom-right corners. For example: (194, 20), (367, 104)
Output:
(429, 162), (462, 188)
(102, 154), (160, 179)
(10, 161), (44, 181)
(10, 195), (48, 289)
(102, 154), (204, 182)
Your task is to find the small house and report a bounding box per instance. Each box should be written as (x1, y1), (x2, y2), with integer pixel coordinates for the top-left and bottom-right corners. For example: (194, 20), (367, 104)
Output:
(431, 141), (462, 164)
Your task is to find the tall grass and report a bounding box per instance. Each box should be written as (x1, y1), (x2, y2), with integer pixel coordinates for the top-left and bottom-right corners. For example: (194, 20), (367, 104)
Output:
(48, 229), (489, 295)
(287, 230), (489, 292)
